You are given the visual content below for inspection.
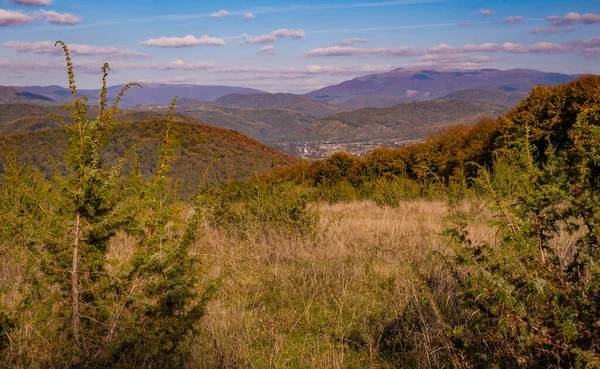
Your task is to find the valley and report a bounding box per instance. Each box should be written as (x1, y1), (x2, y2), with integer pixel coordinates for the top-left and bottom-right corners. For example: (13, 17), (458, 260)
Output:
(1, 67), (569, 160)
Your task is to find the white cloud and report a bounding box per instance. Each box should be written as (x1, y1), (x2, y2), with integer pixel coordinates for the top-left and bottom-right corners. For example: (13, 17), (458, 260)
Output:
(137, 76), (196, 84)
(0, 59), (118, 74)
(241, 28), (305, 44)
(0, 9), (35, 26)
(306, 40), (580, 59)
(462, 43), (503, 52)
(470, 9), (495, 16)
(463, 42), (528, 54)
(527, 27), (576, 34)
(211, 64), (396, 78)
(243, 12), (255, 19)
(0, 59), (59, 73)
(416, 53), (493, 68)
(3, 41), (148, 58)
(427, 42), (525, 54)
(139, 34), (225, 47)
(504, 16), (523, 24)
(582, 47), (600, 58)
(153, 59), (214, 70)
(500, 42), (528, 54)
(428, 43), (459, 54)
(0, 58), (395, 83)
(40, 10), (81, 25)
(547, 12), (600, 26)
(567, 37), (600, 58)
(570, 36), (600, 48)
(73, 60), (214, 72)
(337, 38), (370, 46)
(8, 0), (52, 5)
(210, 66), (271, 73)
(256, 45), (275, 54)
(210, 9), (230, 18)
(528, 42), (570, 53)
(306, 45), (422, 57)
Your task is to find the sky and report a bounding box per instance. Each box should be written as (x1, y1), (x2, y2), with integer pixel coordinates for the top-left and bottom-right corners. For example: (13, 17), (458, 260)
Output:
(1, 0), (600, 93)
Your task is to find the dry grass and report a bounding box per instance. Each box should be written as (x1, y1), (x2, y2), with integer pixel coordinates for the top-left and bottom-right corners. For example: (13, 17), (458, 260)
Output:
(188, 199), (493, 368)
(0, 240), (24, 314)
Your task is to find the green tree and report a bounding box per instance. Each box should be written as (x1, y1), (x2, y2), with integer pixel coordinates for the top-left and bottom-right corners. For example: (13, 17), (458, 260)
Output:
(0, 42), (213, 368)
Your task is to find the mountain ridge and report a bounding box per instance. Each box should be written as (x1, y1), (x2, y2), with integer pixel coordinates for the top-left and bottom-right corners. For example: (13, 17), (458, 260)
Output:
(212, 92), (347, 118)
(305, 68), (578, 109)
(8, 84), (265, 107)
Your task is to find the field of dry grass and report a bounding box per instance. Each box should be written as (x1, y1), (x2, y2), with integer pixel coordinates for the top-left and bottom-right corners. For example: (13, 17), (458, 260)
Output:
(186, 199), (495, 368)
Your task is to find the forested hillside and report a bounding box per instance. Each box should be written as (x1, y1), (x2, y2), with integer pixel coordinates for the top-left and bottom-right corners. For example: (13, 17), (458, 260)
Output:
(284, 98), (506, 143)
(213, 92), (346, 118)
(2, 119), (298, 196)
(173, 105), (316, 143)
(274, 75), (600, 191)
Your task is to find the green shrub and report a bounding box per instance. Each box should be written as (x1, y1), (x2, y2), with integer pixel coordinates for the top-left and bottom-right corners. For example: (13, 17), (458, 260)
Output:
(368, 177), (422, 207)
(203, 180), (319, 239)
(442, 144), (600, 367)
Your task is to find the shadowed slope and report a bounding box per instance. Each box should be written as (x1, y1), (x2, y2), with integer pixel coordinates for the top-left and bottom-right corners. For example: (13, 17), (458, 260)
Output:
(1, 119), (299, 196)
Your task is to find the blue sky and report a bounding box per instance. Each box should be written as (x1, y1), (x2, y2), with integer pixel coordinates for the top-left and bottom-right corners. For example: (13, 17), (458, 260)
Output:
(1, 0), (600, 92)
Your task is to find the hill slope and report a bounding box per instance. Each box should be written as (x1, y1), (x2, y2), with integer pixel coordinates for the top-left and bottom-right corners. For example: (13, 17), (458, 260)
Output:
(441, 88), (528, 108)
(213, 93), (346, 118)
(0, 86), (55, 104)
(0, 103), (194, 135)
(1, 119), (298, 195)
(173, 105), (316, 143)
(284, 98), (506, 143)
(306, 68), (576, 109)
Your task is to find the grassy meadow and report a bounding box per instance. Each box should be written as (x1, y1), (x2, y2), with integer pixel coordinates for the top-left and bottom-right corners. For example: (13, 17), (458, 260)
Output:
(2, 198), (498, 368)
(191, 199), (456, 368)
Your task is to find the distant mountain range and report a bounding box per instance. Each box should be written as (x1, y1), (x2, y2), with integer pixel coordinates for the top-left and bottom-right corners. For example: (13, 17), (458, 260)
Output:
(0, 68), (587, 160)
(10, 84), (264, 107)
(2, 68), (577, 111)
(305, 68), (577, 109)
